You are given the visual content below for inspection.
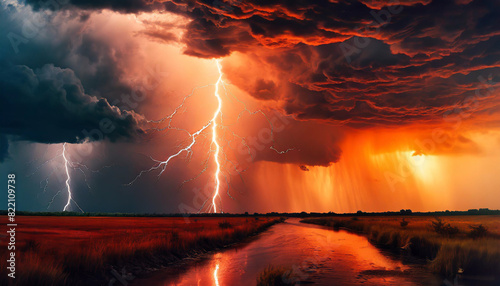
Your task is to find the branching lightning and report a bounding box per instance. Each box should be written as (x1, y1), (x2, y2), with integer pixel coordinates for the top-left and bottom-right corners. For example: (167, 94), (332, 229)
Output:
(211, 60), (223, 213)
(29, 143), (111, 212)
(62, 143), (72, 211)
(128, 59), (293, 213)
(62, 142), (84, 212)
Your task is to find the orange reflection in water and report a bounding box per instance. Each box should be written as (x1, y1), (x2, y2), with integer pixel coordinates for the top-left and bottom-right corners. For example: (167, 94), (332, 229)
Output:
(214, 221), (408, 284)
(132, 219), (440, 285)
(213, 264), (220, 286)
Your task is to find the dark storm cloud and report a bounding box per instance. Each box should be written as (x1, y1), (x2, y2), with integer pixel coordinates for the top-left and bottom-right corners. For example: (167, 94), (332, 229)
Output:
(0, 62), (145, 145)
(27, 0), (500, 127)
(154, 0), (499, 127)
(0, 3), (148, 159)
(246, 120), (344, 167)
(25, 0), (157, 13)
(13, 0), (500, 169)
(252, 79), (278, 100)
(1, 4), (140, 106)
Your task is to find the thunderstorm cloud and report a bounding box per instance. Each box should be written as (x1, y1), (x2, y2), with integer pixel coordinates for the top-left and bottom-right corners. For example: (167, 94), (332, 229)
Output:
(1, 0), (499, 213)
(2, 0), (499, 167)
(0, 2), (145, 158)
(0, 62), (144, 144)
(24, 0), (500, 129)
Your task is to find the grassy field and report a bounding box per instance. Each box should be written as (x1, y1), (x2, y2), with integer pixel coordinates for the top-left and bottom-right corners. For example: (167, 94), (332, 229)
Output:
(301, 215), (500, 277)
(0, 215), (283, 286)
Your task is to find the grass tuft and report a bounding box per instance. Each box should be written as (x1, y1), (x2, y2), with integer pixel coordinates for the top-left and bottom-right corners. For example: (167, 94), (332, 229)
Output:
(400, 218), (409, 228)
(218, 220), (233, 229)
(256, 265), (294, 286)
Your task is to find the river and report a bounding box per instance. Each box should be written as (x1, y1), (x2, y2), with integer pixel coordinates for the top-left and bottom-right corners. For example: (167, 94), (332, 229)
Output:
(133, 219), (446, 285)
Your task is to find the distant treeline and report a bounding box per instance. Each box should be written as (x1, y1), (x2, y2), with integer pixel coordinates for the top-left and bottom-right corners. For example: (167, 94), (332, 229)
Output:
(0, 208), (498, 217)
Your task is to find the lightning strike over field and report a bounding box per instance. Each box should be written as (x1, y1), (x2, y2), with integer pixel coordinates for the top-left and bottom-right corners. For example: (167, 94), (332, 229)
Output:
(29, 143), (110, 212)
(62, 143), (73, 211)
(211, 60), (223, 213)
(45, 143), (85, 213)
(128, 59), (293, 213)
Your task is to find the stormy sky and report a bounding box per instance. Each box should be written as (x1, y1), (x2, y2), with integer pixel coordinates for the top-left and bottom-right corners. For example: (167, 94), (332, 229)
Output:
(1, 0), (499, 213)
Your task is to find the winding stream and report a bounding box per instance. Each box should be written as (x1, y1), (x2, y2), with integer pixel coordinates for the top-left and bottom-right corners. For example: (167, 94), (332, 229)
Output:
(134, 219), (444, 285)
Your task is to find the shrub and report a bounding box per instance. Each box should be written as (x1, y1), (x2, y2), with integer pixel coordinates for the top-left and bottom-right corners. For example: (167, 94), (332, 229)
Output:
(21, 239), (41, 252)
(468, 224), (488, 239)
(168, 230), (180, 242)
(431, 218), (459, 237)
(218, 221), (233, 229)
(400, 218), (409, 228)
(431, 217), (445, 232)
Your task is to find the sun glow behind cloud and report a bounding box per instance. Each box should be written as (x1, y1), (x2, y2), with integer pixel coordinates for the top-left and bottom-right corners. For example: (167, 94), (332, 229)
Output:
(245, 129), (500, 213)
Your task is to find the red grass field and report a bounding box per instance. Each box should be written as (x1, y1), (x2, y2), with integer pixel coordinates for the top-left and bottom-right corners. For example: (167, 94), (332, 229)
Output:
(0, 215), (281, 286)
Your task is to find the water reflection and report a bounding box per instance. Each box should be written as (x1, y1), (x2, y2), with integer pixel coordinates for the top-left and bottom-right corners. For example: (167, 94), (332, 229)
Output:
(134, 219), (441, 286)
(213, 263), (220, 286)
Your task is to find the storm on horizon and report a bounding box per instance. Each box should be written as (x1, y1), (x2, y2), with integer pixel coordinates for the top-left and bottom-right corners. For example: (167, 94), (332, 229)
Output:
(1, 0), (500, 214)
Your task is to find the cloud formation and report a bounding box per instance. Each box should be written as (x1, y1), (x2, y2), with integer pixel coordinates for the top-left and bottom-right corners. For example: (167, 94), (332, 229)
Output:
(0, 2), (150, 160)
(29, 0), (500, 127)
(3, 0), (498, 213)
(0, 62), (144, 145)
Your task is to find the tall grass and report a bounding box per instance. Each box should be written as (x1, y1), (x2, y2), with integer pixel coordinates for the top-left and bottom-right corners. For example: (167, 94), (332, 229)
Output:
(429, 239), (500, 276)
(0, 217), (284, 285)
(4, 252), (68, 286)
(301, 217), (500, 277)
(256, 265), (294, 286)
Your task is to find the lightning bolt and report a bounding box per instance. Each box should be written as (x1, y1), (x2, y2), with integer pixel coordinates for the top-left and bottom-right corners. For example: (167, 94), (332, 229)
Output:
(29, 143), (110, 212)
(127, 60), (224, 212)
(211, 60), (223, 213)
(62, 143), (73, 211)
(38, 143), (84, 212)
(128, 59), (294, 213)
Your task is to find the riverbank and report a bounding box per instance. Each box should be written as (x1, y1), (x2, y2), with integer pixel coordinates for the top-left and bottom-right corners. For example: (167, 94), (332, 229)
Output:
(0, 216), (284, 286)
(132, 218), (443, 285)
(301, 216), (500, 279)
